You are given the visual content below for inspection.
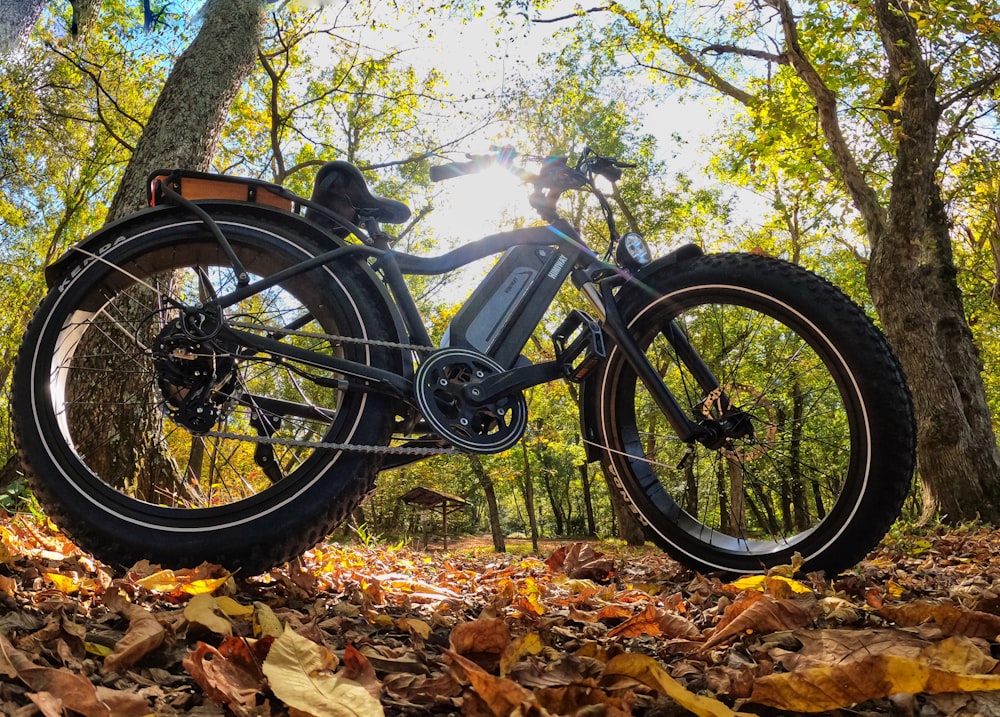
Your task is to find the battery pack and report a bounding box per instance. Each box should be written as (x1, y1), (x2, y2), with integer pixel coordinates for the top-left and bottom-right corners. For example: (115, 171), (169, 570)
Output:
(444, 244), (573, 367)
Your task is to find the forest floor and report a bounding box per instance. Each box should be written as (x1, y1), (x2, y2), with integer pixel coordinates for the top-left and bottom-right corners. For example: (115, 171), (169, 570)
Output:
(5, 514), (1000, 716)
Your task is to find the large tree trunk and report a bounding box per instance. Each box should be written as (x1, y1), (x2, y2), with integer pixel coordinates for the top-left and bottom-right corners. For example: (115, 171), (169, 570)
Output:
(108, 0), (266, 219)
(770, 0), (1000, 523)
(867, 1), (1000, 522)
(71, 0), (267, 497)
(0, 0), (44, 56)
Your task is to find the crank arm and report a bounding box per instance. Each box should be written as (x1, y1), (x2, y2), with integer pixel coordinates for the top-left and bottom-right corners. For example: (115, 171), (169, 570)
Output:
(463, 361), (564, 406)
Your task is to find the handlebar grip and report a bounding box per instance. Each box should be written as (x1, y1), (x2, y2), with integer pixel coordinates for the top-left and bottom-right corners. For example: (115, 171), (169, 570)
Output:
(430, 160), (483, 182)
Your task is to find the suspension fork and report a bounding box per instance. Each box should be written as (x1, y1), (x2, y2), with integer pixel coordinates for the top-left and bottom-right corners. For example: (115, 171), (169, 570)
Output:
(597, 279), (720, 446)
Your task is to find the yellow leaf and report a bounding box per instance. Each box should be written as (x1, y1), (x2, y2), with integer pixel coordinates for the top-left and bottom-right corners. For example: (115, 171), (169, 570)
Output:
(180, 576), (230, 596)
(728, 575), (812, 595)
(85, 641), (113, 658)
(500, 631), (544, 677)
(215, 596), (254, 618)
(263, 625), (383, 717)
(184, 594), (233, 637)
(750, 640), (1000, 713)
(46, 572), (80, 594)
(605, 652), (755, 717)
(253, 601), (283, 638)
(135, 569), (181, 593)
(395, 618), (431, 640)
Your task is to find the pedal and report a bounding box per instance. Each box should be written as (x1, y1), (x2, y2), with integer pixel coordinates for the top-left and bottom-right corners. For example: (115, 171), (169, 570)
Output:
(553, 310), (606, 382)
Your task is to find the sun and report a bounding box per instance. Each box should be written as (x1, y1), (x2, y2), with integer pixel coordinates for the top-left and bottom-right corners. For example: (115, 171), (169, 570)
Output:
(429, 164), (534, 246)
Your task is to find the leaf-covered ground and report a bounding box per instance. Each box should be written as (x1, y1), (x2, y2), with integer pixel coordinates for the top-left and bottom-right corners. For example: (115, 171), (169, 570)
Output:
(4, 514), (1000, 716)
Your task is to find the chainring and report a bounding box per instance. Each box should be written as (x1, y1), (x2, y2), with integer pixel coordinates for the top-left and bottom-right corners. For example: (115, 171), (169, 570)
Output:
(415, 348), (527, 454)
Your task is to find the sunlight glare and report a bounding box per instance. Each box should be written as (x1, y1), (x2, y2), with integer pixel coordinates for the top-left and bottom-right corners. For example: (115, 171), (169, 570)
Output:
(430, 163), (534, 245)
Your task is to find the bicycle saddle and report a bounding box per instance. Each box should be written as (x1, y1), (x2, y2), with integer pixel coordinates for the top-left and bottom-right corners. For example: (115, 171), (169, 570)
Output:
(307, 161), (411, 226)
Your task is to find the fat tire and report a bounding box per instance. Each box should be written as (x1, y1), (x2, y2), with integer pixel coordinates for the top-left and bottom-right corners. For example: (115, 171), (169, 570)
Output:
(13, 207), (397, 574)
(595, 253), (915, 575)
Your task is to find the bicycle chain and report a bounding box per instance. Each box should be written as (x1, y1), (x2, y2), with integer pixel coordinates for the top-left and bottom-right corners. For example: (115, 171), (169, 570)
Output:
(198, 429), (458, 456)
(227, 320), (435, 353)
(218, 321), (451, 455)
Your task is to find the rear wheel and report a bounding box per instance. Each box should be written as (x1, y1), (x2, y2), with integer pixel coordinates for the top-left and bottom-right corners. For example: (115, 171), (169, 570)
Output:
(14, 208), (397, 573)
(596, 253), (914, 575)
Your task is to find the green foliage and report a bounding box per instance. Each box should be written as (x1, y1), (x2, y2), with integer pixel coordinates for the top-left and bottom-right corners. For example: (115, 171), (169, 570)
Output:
(0, 477), (31, 512)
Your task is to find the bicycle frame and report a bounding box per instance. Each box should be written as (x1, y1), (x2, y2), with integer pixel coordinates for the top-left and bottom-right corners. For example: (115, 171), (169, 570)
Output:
(197, 209), (721, 452)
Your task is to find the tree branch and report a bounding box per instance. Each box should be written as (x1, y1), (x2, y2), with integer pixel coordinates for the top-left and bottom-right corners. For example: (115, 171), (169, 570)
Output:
(764, 0), (884, 237)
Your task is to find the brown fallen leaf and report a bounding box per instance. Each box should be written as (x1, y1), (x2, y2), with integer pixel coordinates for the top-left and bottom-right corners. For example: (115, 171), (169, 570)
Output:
(449, 617), (512, 670)
(447, 649), (534, 717)
(546, 542), (615, 582)
(749, 638), (1000, 713)
(102, 604), (165, 674)
(3, 632), (149, 717)
(342, 643), (381, 700)
(183, 640), (265, 717)
(704, 595), (819, 649)
(878, 600), (1000, 639)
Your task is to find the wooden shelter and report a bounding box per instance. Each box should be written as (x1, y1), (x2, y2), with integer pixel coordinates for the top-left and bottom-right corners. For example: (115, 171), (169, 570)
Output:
(400, 487), (468, 549)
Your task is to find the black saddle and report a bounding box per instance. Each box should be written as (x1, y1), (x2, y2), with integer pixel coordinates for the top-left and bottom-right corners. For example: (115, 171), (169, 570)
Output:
(306, 161), (411, 230)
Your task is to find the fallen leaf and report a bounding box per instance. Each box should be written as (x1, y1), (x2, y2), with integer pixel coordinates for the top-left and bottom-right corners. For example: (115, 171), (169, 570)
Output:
(184, 593), (233, 636)
(878, 600), (1000, 639)
(263, 624), (383, 717)
(183, 639), (265, 716)
(450, 617), (512, 659)
(546, 543), (614, 582)
(602, 652), (755, 717)
(500, 631), (544, 677)
(749, 640), (1000, 713)
(4, 633), (149, 717)
(704, 595), (819, 649)
(254, 600), (284, 638)
(447, 649), (534, 717)
(728, 574), (813, 595)
(103, 605), (165, 674)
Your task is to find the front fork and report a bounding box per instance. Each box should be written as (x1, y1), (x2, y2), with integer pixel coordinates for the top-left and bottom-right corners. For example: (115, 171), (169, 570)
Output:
(584, 272), (727, 450)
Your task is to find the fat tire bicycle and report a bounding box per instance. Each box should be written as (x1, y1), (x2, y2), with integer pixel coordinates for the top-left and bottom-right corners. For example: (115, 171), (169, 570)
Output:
(12, 148), (915, 575)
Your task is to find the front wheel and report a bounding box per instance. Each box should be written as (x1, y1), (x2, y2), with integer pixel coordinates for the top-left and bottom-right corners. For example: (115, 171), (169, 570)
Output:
(594, 253), (915, 575)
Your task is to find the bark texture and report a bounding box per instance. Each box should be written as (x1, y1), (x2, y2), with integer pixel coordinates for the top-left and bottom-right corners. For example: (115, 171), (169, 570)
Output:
(0, 0), (43, 57)
(71, 0), (267, 497)
(107, 0), (267, 219)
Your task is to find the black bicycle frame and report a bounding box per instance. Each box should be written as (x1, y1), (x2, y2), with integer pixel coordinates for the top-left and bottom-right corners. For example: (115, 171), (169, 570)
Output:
(206, 212), (717, 445)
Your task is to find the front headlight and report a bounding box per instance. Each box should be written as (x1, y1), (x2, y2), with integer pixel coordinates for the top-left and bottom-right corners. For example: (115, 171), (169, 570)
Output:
(616, 231), (652, 270)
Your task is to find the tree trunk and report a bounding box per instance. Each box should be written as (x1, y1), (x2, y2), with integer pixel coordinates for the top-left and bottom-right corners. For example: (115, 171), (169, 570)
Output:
(70, 0), (267, 499)
(521, 442), (540, 552)
(108, 0), (266, 219)
(767, 0), (1000, 523)
(0, 0), (44, 56)
(864, 0), (1000, 523)
(579, 463), (596, 536)
(600, 467), (646, 546)
(468, 455), (505, 553)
